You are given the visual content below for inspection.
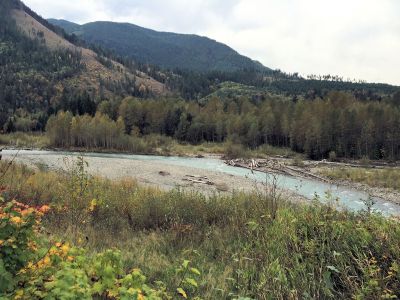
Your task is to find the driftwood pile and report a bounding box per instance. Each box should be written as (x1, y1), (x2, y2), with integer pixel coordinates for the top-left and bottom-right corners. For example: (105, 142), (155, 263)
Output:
(227, 158), (330, 183)
(182, 174), (214, 185)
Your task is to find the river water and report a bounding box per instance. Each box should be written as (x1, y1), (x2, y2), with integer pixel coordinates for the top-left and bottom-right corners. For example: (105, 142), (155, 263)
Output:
(3, 150), (400, 216)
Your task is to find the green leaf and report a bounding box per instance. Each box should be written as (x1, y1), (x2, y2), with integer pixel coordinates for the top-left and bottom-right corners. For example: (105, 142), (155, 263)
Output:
(327, 265), (340, 273)
(246, 221), (259, 231)
(177, 287), (187, 299)
(184, 277), (198, 288)
(0, 260), (14, 293)
(190, 267), (201, 276)
(182, 260), (190, 269)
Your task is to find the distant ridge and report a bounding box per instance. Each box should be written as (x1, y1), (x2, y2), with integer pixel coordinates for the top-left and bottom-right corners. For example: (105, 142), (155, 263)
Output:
(48, 18), (270, 72)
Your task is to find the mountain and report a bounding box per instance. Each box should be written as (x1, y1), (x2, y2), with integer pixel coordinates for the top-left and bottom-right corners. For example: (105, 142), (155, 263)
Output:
(0, 0), (166, 131)
(48, 19), (269, 73)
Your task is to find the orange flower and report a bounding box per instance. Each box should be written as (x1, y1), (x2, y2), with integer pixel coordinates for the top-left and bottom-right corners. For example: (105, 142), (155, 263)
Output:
(21, 208), (35, 217)
(39, 205), (51, 214)
(55, 242), (62, 248)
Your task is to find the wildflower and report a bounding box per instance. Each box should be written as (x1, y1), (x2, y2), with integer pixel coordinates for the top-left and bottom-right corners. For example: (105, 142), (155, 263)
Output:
(21, 208), (35, 216)
(89, 199), (97, 212)
(10, 216), (23, 224)
(0, 240), (3, 246)
(43, 256), (51, 265)
(39, 205), (51, 214)
(67, 256), (74, 262)
(55, 242), (62, 247)
(61, 243), (70, 256)
(49, 247), (58, 255)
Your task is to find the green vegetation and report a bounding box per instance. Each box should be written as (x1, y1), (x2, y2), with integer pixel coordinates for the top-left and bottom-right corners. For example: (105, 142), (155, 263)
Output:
(48, 19), (267, 73)
(45, 91), (400, 160)
(0, 132), (49, 149)
(48, 18), (399, 101)
(320, 167), (400, 191)
(1, 159), (400, 299)
(0, 0), (162, 133)
(0, 0), (83, 131)
(0, 200), (184, 299)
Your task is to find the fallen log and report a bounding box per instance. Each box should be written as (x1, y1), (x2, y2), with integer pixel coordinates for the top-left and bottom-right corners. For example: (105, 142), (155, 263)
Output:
(182, 177), (214, 185)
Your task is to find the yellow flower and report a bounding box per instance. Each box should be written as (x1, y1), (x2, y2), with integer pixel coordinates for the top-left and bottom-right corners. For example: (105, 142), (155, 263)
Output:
(10, 216), (23, 224)
(43, 256), (51, 266)
(0, 240), (3, 246)
(55, 242), (62, 248)
(67, 256), (74, 262)
(61, 243), (70, 256)
(89, 199), (97, 212)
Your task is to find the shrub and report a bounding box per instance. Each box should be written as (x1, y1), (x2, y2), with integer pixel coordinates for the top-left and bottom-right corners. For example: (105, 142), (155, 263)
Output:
(223, 142), (249, 159)
(328, 150), (337, 161)
(0, 200), (175, 299)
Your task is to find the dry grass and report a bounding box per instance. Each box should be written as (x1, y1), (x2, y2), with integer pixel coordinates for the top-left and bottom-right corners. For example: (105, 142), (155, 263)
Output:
(319, 167), (400, 191)
(1, 160), (400, 298)
(0, 132), (49, 148)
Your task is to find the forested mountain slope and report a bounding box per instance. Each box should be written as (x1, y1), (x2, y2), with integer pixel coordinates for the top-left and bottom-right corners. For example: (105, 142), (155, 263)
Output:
(48, 19), (268, 73)
(0, 0), (166, 131)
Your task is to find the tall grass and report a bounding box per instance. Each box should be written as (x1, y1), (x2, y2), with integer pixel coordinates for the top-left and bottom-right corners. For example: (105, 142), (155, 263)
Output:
(0, 132), (49, 148)
(1, 160), (400, 299)
(320, 167), (400, 191)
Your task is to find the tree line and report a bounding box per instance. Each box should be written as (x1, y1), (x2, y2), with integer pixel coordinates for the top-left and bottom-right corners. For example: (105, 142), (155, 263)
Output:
(46, 91), (400, 160)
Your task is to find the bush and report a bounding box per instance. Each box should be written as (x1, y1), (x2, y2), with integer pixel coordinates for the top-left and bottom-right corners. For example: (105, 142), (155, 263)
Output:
(329, 150), (337, 161)
(223, 142), (249, 159)
(0, 200), (186, 299)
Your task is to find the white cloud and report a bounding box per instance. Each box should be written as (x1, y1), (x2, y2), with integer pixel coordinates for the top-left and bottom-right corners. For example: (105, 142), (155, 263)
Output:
(23, 0), (400, 85)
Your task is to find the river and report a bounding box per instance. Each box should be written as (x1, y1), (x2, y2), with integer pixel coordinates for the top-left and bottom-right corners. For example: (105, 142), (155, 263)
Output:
(3, 149), (400, 216)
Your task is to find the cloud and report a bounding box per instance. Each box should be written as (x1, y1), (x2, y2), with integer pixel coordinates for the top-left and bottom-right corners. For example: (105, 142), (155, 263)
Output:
(23, 0), (400, 85)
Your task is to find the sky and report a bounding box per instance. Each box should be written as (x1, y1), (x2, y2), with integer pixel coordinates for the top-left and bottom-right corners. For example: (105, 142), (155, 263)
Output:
(23, 0), (400, 85)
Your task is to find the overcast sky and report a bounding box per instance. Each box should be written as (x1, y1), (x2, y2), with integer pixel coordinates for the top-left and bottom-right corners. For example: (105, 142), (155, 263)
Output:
(24, 0), (400, 85)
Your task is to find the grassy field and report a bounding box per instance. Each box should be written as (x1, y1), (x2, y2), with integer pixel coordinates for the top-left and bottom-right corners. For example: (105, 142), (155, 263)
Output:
(1, 158), (399, 299)
(319, 167), (400, 191)
(0, 132), (49, 149)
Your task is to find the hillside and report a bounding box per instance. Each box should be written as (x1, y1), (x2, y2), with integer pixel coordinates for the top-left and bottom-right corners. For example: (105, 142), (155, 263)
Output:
(12, 10), (165, 93)
(0, 0), (166, 131)
(48, 19), (269, 73)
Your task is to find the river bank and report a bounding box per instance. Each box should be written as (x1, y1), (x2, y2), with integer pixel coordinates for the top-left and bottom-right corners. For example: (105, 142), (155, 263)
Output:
(3, 150), (306, 204)
(228, 158), (400, 206)
(3, 149), (400, 215)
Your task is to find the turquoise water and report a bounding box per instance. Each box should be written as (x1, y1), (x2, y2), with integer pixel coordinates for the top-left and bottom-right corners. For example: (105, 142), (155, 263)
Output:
(4, 150), (400, 216)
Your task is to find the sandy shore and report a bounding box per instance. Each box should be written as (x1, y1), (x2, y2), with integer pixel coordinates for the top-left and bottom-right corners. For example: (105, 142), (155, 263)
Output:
(4, 152), (307, 203)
